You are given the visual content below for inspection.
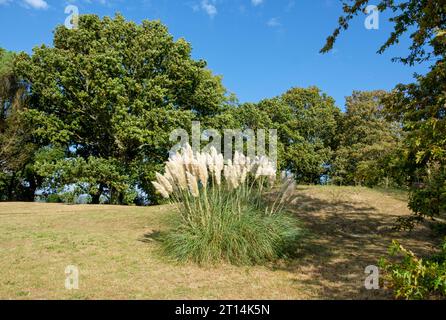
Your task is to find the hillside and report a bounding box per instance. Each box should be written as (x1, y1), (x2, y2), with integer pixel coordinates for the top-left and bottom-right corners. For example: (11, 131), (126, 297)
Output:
(0, 186), (437, 299)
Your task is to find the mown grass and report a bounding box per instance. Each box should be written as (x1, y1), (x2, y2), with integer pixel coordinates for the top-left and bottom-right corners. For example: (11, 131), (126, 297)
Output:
(0, 186), (438, 299)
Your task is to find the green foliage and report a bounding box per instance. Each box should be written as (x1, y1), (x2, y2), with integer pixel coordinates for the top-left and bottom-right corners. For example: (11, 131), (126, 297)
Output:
(0, 47), (41, 201)
(13, 14), (227, 203)
(379, 239), (446, 300)
(408, 162), (446, 219)
(331, 91), (402, 187)
(35, 155), (136, 205)
(383, 33), (446, 221)
(431, 222), (446, 238)
(324, 0), (446, 222)
(1, 47), (18, 124)
(383, 58), (446, 170)
(46, 194), (64, 203)
(0, 48), (14, 78)
(233, 87), (340, 184)
(0, 110), (39, 201)
(321, 0), (446, 65)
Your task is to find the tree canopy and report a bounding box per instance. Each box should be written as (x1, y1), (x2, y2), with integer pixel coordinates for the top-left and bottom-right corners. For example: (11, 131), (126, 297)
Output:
(233, 87), (340, 184)
(332, 90), (402, 186)
(13, 14), (228, 204)
(321, 0), (446, 65)
(322, 0), (446, 220)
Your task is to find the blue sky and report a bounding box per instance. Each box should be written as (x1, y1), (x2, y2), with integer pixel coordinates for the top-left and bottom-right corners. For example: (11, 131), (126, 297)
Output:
(0, 0), (429, 109)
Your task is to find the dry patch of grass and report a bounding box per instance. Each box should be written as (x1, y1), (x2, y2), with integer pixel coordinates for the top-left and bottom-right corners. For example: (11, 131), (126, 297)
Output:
(284, 186), (438, 299)
(0, 186), (438, 299)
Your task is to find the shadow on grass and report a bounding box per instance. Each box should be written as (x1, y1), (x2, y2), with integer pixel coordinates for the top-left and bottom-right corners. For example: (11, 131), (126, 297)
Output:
(269, 188), (433, 299)
(138, 187), (436, 299)
(138, 230), (164, 243)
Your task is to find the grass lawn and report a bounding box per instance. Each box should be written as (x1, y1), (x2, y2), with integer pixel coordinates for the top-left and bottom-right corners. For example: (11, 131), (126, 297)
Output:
(0, 186), (439, 299)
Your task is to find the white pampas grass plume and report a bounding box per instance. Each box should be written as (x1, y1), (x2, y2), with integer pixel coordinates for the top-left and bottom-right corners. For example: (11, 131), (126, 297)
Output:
(240, 167), (248, 184)
(214, 167), (222, 186)
(164, 169), (174, 185)
(156, 172), (173, 194)
(206, 153), (214, 170)
(213, 153), (224, 186)
(169, 153), (182, 164)
(196, 153), (208, 187)
(233, 151), (241, 166)
(186, 172), (200, 197)
(254, 156), (276, 180)
(231, 170), (240, 189)
(182, 144), (195, 173)
(152, 181), (170, 199)
(210, 146), (219, 160)
(223, 164), (240, 189)
(223, 165), (231, 184)
(190, 158), (200, 177)
(166, 161), (187, 190)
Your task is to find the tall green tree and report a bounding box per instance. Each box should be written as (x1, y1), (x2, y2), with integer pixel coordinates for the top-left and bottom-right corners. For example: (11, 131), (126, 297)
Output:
(233, 87), (340, 184)
(383, 33), (446, 219)
(0, 48), (40, 201)
(0, 48), (16, 130)
(15, 14), (227, 204)
(323, 1), (446, 219)
(332, 90), (402, 186)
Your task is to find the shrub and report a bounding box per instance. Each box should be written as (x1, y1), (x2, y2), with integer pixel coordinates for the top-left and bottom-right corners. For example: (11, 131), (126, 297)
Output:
(395, 162), (446, 231)
(379, 239), (446, 300)
(409, 162), (446, 219)
(152, 145), (301, 265)
(46, 193), (64, 203)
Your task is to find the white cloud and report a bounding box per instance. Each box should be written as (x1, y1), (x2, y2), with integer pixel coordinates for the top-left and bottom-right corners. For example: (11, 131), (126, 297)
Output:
(69, 0), (108, 4)
(201, 0), (217, 18)
(23, 0), (48, 9)
(2, 0), (110, 9)
(251, 0), (263, 6)
(267, 17), (281, 28)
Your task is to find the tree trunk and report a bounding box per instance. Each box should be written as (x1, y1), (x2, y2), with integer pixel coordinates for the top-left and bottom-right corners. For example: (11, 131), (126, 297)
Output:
(91, 183), (105, 204)
(7, 172), (15, 201)
(23, 177), (37, 202)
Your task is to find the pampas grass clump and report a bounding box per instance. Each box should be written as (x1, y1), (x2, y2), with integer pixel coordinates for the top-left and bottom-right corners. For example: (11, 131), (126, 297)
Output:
(152, 144), (301, 265)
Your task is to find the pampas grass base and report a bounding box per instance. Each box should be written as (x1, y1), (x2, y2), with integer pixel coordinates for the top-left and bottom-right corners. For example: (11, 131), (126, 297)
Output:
(162, 206), (301, 266)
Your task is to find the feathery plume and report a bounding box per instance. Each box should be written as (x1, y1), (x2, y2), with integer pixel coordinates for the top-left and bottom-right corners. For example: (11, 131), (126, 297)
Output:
(166, 161), (187, 190)
(196, 153), (209, 187)
(156, 172), (173, 194)
(186, 172), (199, 197)
(240, 167), (248, 184)
(164, 169), (174, 185)
(152, 181), (170, 199)
(214, 153), (224, 186)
